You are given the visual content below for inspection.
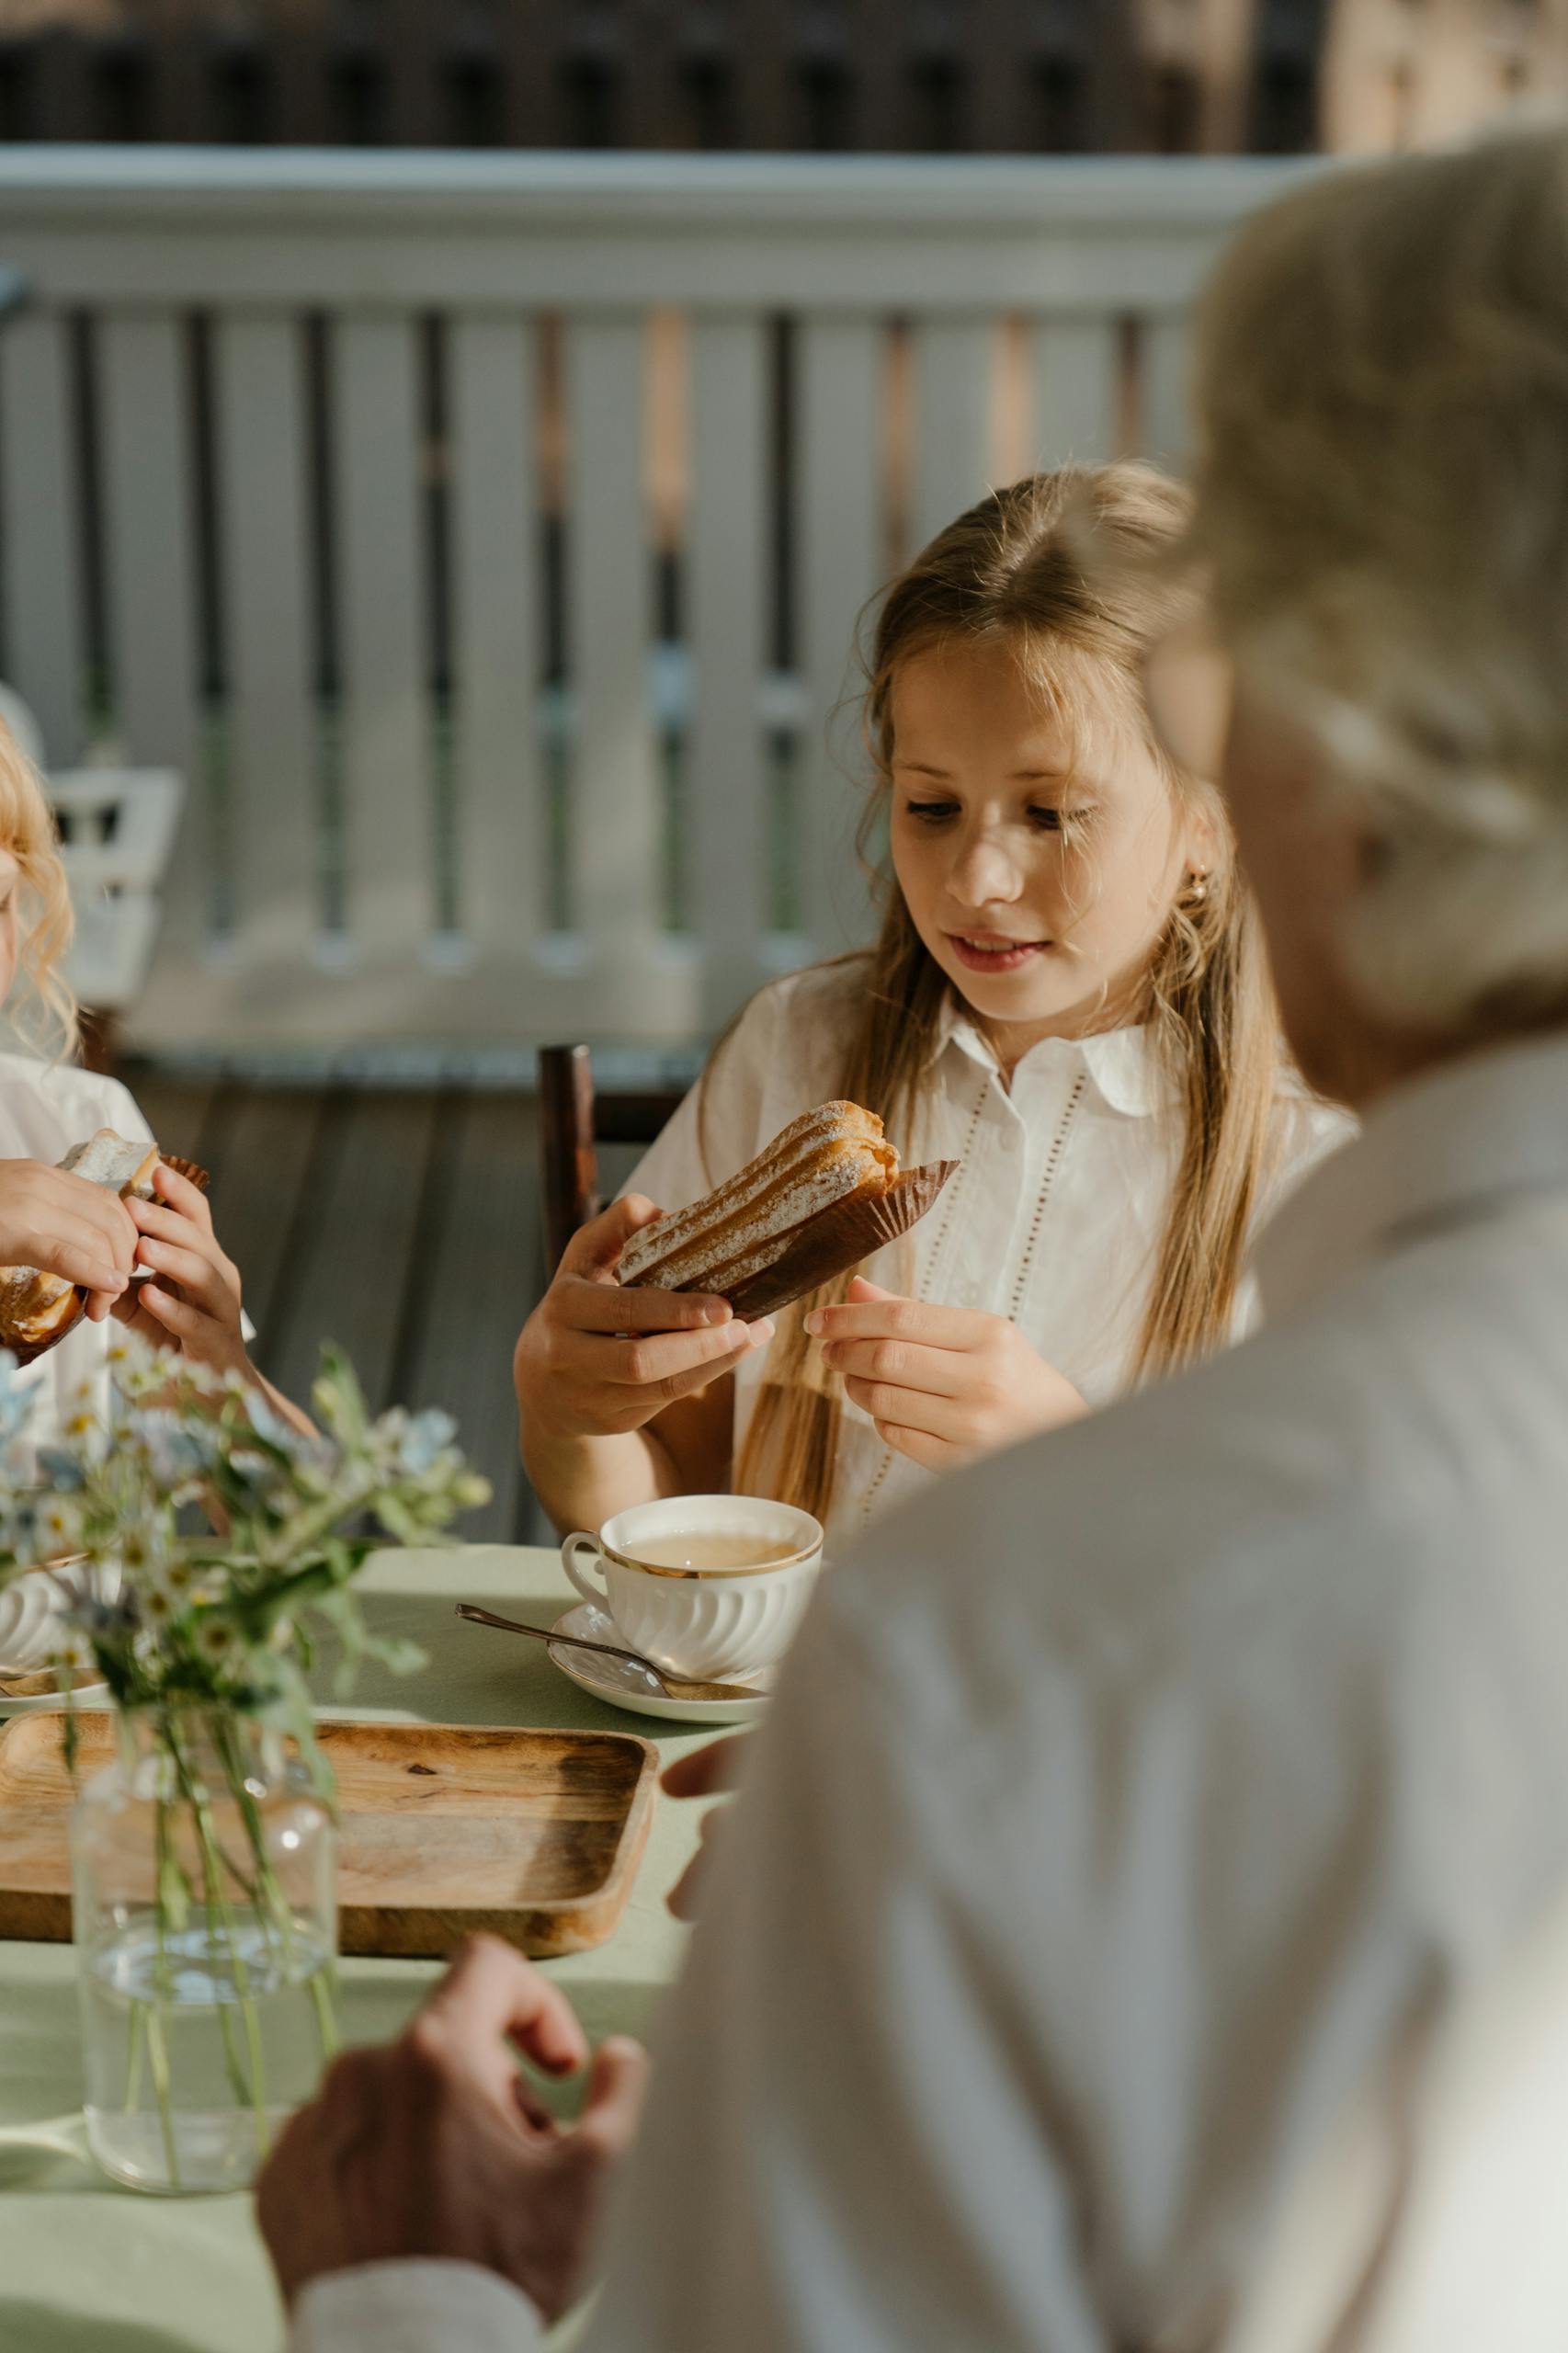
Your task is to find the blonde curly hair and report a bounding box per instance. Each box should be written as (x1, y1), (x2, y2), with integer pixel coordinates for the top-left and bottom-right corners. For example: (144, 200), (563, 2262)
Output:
(0, 715), (79, 1057)
(1191, 129), (1568, 1034)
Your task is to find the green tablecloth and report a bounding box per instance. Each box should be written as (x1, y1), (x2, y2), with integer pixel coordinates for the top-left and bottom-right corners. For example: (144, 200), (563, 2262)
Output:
(0, 1545), (712, 2353)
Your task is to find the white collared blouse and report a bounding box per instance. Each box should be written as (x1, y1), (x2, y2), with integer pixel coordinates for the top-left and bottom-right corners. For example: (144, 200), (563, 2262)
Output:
(0, 1048), (153, 1451)
(0, 1051), (156, 1671)
(627, 962), (1351, 1550)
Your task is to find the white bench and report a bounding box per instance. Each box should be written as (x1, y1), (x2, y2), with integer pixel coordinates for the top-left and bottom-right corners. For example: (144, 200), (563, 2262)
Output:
(0, 681), (184, 1041)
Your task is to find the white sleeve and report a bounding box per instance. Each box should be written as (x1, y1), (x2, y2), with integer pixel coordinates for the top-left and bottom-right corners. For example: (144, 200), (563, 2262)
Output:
(620, 983), (785, 1217)
(91, 1073), (156, 1147)
(290, 2260), (542, 2353)
(1234, 1088), (1358, 1339)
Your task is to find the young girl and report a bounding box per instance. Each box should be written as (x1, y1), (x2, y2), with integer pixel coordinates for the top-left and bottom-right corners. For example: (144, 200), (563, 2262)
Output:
(0, 717), (298, 1472)
(517, 464), (1351, 1553)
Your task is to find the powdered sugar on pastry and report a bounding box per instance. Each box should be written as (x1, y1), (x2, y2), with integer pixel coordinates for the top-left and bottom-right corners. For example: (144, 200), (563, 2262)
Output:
(618, 1100), (899, 1297)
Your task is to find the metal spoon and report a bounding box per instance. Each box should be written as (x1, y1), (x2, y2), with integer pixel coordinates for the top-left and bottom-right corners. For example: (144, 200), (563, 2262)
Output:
(455, 1602), (768, 1706)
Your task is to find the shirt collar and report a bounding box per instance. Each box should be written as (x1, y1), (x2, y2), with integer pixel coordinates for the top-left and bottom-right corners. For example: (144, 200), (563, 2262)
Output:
(1256, 1029), (1568, 1323)
(930, 994), (1169, 1119)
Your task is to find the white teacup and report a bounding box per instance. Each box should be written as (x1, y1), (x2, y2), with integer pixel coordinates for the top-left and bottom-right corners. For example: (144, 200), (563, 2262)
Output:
(562, 1495), (824, 1682)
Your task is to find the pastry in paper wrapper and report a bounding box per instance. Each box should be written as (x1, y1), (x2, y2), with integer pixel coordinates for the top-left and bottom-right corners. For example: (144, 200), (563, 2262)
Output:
(720, 1160), (957, 1319)
(162, 1154), (210, 1196)
(618, 1097), (958, 1320)
(0, 1130), (211, 1367)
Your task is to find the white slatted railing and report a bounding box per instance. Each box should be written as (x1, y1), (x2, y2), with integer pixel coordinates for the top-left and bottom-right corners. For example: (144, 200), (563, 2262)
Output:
(0, 149), (1318, 1054)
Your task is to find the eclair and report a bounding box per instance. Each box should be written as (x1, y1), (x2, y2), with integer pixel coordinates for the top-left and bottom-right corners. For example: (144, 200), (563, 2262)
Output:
(619, 1099), (957, 1322)
(0, 1129), (210, 1367)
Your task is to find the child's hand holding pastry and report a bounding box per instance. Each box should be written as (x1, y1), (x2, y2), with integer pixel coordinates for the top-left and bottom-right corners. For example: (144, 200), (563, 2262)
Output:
(517, 1196), (775, 1443)
(806, 1277), (1088, 1471)
(0, 1156), (137, 1318)
(113, 1161), (248, 1375)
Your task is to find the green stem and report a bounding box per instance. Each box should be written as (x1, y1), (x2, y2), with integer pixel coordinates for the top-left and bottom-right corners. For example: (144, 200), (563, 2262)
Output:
(216, 1714), (340, 2071)
(144, 2001), (179, 2189)
(123, 2000), (145, 2114)
(149, 1800), (181, 2191)
(310, 1962), (341, 2063)
(167, 1720), (270, 2158)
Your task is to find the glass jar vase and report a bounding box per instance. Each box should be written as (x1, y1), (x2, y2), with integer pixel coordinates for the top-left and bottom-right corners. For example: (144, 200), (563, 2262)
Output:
(70, 1705), (338, 2195)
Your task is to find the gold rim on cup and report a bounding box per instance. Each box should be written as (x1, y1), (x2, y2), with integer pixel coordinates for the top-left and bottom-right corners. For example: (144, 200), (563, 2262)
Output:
(601, 1537), (820, 1584)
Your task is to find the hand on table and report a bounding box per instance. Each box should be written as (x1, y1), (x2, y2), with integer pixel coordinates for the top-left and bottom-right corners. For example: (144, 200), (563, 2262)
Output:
(663, 1734), (753, 1921)
(805, 1278), (1088, 1471)
(112, 1162), (247, 1372)
(0, 1154), (136, 1321)
(515, 1196), (773, 1441)
(256, 1934), (650, 2324)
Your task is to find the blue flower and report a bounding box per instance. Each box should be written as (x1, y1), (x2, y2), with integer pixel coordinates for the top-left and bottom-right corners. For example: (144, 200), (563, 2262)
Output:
(399, 1410), (456, 1476)
(135, 1412), (217, 1487)
(35, 1447), (86, 1495)
(244, 1387), (305, 1458)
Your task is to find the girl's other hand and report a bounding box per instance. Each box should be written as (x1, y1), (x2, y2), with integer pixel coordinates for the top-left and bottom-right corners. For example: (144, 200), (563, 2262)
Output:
(113, 1162), (248, 1373)
(0, 1155), (137, 1316)
(515, 1195), (774, 1443)
(805, 1277), (1088, 1471)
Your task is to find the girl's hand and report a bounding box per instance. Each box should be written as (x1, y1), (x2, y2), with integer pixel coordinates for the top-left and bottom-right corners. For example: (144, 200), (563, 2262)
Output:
(0, 1156), (137, 1320)
(516, 1196), (774, 1443)
(805, 1277), (1088, 1471)
(113, 1163), (247, 1374)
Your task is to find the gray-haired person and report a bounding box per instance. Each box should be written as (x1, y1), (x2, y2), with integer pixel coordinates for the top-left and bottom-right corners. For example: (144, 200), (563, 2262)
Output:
(262, 130), (1568, 2353)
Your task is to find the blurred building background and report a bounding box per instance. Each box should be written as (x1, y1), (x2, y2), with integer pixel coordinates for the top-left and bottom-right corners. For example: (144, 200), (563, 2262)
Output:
(0, 0), (1561, 159)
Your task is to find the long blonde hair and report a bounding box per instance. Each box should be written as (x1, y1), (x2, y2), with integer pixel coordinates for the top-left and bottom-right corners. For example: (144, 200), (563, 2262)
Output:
(733, 463), (1281, 1524)
(0, 716), (79, 1058)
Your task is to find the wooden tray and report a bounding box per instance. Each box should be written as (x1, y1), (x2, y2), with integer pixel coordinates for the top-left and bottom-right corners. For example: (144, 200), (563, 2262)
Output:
(0, 1714), (658, 1959)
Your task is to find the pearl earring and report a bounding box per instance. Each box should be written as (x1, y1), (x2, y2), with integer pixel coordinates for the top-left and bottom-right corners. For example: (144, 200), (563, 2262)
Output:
(1185, 870), (1210, 906)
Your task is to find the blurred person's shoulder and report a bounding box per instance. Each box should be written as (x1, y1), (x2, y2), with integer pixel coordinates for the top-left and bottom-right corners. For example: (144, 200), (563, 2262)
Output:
(1262, 1067), (1358, 1223)
(0, 1050), (152, 1165)
(827, 1186), (1568, 1762)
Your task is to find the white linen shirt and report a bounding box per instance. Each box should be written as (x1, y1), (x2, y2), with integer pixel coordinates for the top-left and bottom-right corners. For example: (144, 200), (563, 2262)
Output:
(294, 1028), (1568, 2353)
(0, 1051), (154, 1665)
(622, 964), (1349, 1550)
(0, 1050), (154, 1445)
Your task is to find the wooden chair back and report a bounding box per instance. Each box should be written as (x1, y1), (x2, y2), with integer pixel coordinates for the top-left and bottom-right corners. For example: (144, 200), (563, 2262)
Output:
(537, 1044), (687, 1277)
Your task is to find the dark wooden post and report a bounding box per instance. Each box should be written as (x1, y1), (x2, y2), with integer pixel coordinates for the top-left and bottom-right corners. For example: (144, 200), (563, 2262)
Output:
(538, 1042), (600, 1278)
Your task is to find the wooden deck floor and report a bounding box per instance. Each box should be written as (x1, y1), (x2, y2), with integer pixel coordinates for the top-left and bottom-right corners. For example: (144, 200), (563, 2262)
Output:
(121, 1066), (644, 1548)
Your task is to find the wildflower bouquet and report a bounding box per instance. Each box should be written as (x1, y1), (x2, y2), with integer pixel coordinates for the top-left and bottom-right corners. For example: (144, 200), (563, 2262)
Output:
(0, 1333), (489, 2193)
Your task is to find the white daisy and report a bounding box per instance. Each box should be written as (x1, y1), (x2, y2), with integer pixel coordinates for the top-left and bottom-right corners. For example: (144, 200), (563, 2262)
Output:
(195, 1616), (244, 1672)
(119, 1520), (173, 1587)
(51, 1629), (95, 1677)
(36, 1496), (83, 1557)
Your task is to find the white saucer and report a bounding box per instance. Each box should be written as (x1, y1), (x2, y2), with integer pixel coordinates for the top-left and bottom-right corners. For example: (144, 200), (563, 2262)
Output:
(547, 1602), (775, 1726)
(0, 1676), (108, 1714)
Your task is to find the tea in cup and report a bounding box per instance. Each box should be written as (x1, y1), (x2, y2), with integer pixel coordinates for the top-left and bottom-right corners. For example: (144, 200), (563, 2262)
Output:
(562, 1495), (824, 1681)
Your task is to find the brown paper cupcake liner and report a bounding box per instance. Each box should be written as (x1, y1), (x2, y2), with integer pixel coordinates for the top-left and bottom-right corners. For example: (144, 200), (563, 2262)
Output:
(722, 1160), (958, 1321)
(5, 1327), (78, 1370)
(161, 1154), (211, 1195)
